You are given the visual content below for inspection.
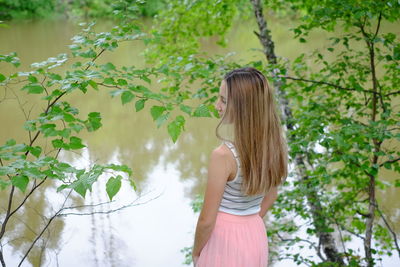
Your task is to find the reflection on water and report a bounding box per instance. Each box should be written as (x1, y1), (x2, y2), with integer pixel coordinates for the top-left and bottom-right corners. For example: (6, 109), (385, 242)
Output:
(1, 18), (399, 266)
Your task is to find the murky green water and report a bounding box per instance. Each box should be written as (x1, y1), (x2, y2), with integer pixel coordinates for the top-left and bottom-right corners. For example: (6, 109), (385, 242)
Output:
(0, 18), (399, 267)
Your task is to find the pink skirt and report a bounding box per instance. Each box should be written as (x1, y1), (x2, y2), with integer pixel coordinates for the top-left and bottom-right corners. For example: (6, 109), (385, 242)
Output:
(196, 212), (268, 267)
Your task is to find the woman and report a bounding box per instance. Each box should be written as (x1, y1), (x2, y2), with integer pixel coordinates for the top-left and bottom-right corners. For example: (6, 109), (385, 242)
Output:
(192, 67), (288, 267)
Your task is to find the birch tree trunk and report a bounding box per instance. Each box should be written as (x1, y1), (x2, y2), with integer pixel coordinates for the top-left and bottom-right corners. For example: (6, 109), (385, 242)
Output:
(249, 0), (345, 264)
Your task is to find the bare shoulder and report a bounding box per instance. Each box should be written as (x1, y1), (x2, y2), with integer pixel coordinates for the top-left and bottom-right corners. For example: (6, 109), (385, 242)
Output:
(212, 143), (231, 158)
(209, 143), (236, 180)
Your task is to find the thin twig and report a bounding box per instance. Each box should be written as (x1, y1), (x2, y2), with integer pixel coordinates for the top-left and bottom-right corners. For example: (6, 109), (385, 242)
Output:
(59, 193), (162, 217)
(18, 189), (73, 267)
(334, 220), (366, 241)
(334, 218), (351, 264)
(9, 87), (29, 121)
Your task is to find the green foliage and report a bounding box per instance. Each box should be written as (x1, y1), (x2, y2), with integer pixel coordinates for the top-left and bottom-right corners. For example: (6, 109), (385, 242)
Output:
(0, 0), (167, 20)
(0, 0), (56, 20)
(144, 0), (242, 63)
(142, 0), (400, 266)
(190, 194), (203, 213)
(264, 0), (400, 265)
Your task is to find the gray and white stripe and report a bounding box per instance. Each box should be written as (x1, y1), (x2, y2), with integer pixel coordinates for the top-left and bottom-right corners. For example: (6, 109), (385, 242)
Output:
(219, 141), (265, 216)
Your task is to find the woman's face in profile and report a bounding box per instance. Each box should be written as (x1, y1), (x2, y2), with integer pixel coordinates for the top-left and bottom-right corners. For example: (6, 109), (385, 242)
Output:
(216, 80), (228, 118)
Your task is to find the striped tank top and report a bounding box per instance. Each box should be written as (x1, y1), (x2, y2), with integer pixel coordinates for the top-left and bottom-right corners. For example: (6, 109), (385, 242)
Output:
(219, 141), (265, 216)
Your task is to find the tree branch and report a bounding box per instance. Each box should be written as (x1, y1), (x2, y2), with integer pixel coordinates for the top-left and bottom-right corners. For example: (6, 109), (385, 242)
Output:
(373, 12), (382, 40)
(276, 232), (326, 261)
(375, 201), (400, 258)
(0, 186), (15, 240)
(281, 75), (378, 95)
(0, 185), (14, 267)
(385, 90), (400, 97)
(379, 157), (400, 167)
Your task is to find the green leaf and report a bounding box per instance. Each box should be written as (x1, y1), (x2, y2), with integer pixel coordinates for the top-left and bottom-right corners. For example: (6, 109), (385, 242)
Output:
(135, 99), (146, 112)
(383, 162), (392, 170)
(80, 49), (97, 58)
(109, 89), (124, 97)
(130, 85), (149, 93)
(12, 143), (28, 152)
(179, 104), (192, 115)
(0, 166), (15, 176)
(24, 120), (37, 131)
(394, 44), (400, 60)
(69, 123), (84, 133)
(140, 75), (151, 84)
(103, 77), (115, 85)
(193, 104), (211, 117)
(11, 175), (29, 193)
(69, 136), (86, 149)
(155, 113), (170, 128)
(102, 62), (116, 71)
(121, 91), (135, 105)
(63, 113), (75, 123)
(0, 73), (6, 82)
(69, 170), (100, 198)
(52, 139), (69, 149)
(49, 73), (62, 80)
(85, 112), (102, 132)
(22, 84), (44, 94)
(105, 163), (133, 177)
(106, 175), (122, 201)
(59, 128), (71, 138)
(117, 79), (128, 86)
(23, 168), (44, 179)
(28, 75), (38, 83)
(5, 139), (16, 146)
(150, 106), (166, 121)
(129, 177), (136, 190)
(0, 179), (10, 190)
(88, 80), (98, 90)
(28, 146), (42, 158)
(167, 115), (185, 143)
(39, 124), (57, 137)
(56, 184), (69, 192)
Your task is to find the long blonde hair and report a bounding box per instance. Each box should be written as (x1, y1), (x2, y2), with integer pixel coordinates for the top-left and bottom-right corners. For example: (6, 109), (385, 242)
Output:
(216, 67), (288, 195)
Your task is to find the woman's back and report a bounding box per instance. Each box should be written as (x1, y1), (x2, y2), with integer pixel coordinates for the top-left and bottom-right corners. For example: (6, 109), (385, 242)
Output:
(219, 141), (265, 216)
(193, 67), (287, 267)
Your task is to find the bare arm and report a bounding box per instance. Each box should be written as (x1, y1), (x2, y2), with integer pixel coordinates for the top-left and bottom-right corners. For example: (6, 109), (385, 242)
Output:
(192, 146), (231, 262)
(259, 186), (278, 218)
